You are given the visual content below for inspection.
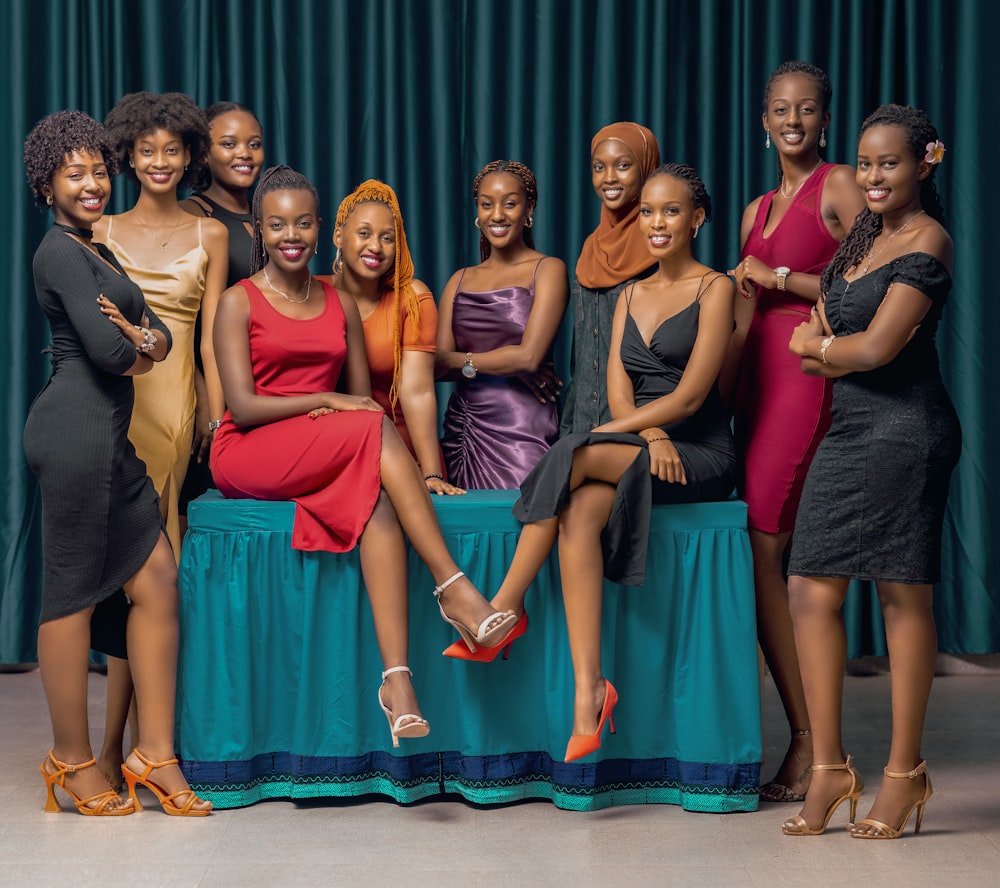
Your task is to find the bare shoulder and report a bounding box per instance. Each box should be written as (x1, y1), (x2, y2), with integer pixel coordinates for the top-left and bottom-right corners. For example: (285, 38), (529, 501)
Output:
(824, 163), (858, 191)
(411, 277), (431, 296)
(180, 195), (210, 217)
(912, 220), (954, 272)
(201, 215), (229, 245)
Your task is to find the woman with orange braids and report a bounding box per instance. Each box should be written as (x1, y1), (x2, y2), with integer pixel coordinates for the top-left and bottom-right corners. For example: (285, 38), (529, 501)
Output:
(437, 159), (568, 489)
(320, 180), (461, 495)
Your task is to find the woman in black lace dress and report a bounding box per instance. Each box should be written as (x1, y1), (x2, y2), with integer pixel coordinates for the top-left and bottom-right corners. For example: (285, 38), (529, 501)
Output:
(783, 105), (960, 839)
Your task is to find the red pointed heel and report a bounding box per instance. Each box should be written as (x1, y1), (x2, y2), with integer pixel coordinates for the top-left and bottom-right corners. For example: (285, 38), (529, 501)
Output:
(564, 679), (618, 763)
(443, 612), (529, 661)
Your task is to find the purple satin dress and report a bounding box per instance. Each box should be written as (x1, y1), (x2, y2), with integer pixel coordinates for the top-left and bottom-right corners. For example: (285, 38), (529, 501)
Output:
(442, 261), (558, 489)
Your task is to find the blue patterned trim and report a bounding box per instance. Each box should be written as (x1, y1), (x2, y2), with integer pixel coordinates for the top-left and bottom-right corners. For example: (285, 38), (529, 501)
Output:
(182, 751), (760, 813)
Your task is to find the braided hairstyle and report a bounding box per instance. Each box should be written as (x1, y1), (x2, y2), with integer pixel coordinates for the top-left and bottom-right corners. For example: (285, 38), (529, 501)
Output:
(820, 104), (946, 296)
(104, 91), (210, 191)
(249, 165), (320, 275)
(644, 162), (714, 227)
(24, 110), (119, 208)
(191, 101), (262, 193)
(472, 160), (538, 261)
(335, 179), (420, 413)
(763, 60), (834, 181)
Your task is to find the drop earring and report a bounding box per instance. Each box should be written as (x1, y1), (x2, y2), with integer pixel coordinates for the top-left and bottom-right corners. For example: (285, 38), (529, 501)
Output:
(524, 215), (533, 229)
(819, 128), (827, 148)
(692, 225), (700, 239)
(765, 130), (771, 149)
(332, 247), (343, 274)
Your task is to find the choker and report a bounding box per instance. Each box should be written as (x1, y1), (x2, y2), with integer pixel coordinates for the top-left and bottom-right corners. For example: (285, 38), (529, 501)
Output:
(52, 222), (94, 239)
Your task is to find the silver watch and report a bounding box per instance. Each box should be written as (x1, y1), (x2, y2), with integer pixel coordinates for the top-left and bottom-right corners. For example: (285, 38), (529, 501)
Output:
(461, 352), (477, 379)
(774, 266), (791, 291)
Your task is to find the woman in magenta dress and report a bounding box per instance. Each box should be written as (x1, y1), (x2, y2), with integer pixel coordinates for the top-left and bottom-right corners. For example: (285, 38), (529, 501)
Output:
(437, 160), (568, 489)
(211, 167), (519, 745)
(725, 62), (865, 803)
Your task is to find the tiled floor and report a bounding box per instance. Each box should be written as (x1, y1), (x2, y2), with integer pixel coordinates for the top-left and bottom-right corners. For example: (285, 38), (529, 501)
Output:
(2, 663), (998, 887)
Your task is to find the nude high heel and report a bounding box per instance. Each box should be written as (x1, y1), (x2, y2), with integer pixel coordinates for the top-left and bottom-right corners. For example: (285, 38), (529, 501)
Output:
(442, 611), (528, 661)
(851, 760), (933, 839)
(433, 571), (518, 653)
(781, 755), (864, 836)
(378, 666), (430, 748)
(39, 751), (134, 815)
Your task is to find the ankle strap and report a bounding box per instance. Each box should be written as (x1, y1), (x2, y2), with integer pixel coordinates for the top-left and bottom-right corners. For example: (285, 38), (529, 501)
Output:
(811, 754), (853, 772)
(883, 760), (927, 779)
(433, 571), (465, 597)
(381, 666), (413, 680)
(47, 751), (97, 772)
(792, 729), (812, 737)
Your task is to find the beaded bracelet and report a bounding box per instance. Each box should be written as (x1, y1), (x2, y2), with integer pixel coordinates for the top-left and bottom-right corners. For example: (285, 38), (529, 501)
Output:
(135, 325), (157, 354)
(645, 437), (670, 444)
(423, 473), (444, 481)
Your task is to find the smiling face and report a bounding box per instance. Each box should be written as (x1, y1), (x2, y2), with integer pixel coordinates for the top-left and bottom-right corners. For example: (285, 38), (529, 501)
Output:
(206, 111), (263, 192)
(129, 128), (190, 194)
(333, 201), (396, 283)
(260, 188), (319, 272)
(475, 172), (532, 249)
(763, 72), (830, 158)
(856, 123), (927, 216)
(638, 174), (704, 259)
(591, 138), (643, 217)
(43, 149), (111, 230)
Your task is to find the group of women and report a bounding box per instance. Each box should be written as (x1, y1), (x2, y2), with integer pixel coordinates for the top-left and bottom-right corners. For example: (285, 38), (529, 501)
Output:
(23, 58), (960, 842)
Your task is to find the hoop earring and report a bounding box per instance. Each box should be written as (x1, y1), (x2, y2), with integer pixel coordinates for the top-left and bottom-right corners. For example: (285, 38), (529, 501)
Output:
(332, 247), (343, 275)
(474, 218), (481, 229)
(765, 130), (771, 149)
(819, 128), (827, 148)
(524, 215), (533, 229)
(46, 194), (53, 206)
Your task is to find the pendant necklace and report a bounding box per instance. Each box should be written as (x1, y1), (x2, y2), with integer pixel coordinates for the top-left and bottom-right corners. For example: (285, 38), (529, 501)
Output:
(844, 210), (925, 295)
(779, 160), (824, 200)
(136, 213), (184, 252)
(263, 266), (312, 304)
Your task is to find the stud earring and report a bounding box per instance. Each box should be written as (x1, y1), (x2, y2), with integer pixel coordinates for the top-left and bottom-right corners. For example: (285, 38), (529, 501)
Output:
(765, 130), (771, 149)
(474, 218), (481, 229)
(819, 128), (827, 148)
(332, 247), (343, 275)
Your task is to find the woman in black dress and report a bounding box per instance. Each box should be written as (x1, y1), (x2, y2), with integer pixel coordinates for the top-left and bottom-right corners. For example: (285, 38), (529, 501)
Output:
(784, 105), (959, 838)
(23, 111), (211, 815)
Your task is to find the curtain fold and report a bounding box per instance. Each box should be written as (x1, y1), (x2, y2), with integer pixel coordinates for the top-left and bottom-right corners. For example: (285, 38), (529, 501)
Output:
(3, 0), (994, 662)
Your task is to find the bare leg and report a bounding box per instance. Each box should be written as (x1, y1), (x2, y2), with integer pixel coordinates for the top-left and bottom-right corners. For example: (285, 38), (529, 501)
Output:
(37, 607), (127, 805)
(358, 490), (422, 723)
(122, 532), (210, 811)
(785, 575), (853, 830)
(558, 482), (617, 734)
(752, 528), (812, 799)
(97, 656), (133, 790)
(852, 582), (936, 836)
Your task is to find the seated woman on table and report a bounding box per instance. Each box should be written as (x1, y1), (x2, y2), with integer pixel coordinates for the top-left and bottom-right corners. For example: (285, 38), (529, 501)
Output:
(317, 179), (462, 496)
(209, 166), (518, 746)
(436, 159), (569, 489)
(446, 164), (737, 764)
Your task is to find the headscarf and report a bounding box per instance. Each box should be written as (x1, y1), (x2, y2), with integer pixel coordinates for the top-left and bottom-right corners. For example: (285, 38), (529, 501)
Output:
(575, 122), (661, 289)
(335, 179), (419, 412)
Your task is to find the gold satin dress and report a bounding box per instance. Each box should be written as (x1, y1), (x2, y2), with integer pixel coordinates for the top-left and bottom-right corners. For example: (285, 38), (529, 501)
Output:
(104, 217), (209, 558)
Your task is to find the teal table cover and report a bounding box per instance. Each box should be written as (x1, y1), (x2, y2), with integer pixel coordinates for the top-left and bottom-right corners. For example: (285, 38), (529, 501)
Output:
(177, 489), (761, 812)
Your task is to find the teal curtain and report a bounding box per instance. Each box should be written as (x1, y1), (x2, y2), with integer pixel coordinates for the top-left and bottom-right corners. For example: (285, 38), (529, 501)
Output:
(3, 0), (995, 662)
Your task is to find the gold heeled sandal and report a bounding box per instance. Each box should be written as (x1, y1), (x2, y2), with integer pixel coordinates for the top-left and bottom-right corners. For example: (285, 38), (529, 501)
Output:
(378, 666), (430, 748)
(40, 751), (134, 815)
(851, 760), (932, 839)
(121, 749), (212, 816)
(781, 755), (864, 836)
(433, 571), (517, 653)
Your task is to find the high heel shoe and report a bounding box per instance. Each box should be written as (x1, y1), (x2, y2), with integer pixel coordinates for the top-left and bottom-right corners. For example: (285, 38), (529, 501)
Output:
(442, 611), (529, 661)
(40, 751), (134, 815)
(851, 760), (933, 839)
(378, 666), (430, 748)
(564, 679), (618, 763)
(121, 748), (212, 816)
(781, 755), (864, 836)
(433, 571), (518, 653)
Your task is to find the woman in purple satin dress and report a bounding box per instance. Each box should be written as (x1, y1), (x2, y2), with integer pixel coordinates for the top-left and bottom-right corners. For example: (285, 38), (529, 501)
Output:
(437, 160), (569, 489)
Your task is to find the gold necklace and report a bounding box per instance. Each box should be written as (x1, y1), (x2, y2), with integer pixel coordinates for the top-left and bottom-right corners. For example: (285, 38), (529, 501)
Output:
(135, 213), (185, 252)
(779, 160), (823, 199)
(263, 266), (312, 304)
(860, 210), (926, 276)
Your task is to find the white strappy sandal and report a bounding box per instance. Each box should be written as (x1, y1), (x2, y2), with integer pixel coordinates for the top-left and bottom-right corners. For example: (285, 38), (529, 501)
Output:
(377, 666), (430, 748)
(432, 571), (517, 653)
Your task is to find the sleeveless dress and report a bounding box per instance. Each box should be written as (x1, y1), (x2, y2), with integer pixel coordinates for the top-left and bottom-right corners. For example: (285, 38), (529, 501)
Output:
(104, 217), (209, 556)
(23, 228), (171, 657)
(211, 280), (384, 553)
(788, 253), (961, 583)
(735, 164), (839, 533)
(513, 274), (736, 585)
(442, 259), (559, 488)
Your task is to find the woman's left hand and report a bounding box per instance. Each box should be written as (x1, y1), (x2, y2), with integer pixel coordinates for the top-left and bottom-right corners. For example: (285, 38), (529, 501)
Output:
(730, 254), (770, 300)
(425, 476), (466, 496)
(648, 437), (686, 484)
(789, 309), (824, 356)
(98, 295), (145, 348)
(520, 363), (562, 404)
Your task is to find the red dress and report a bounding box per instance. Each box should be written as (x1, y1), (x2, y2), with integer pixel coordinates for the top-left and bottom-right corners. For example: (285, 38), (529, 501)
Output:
(211, 279), (383, 552)
(735, 164), (838, 533)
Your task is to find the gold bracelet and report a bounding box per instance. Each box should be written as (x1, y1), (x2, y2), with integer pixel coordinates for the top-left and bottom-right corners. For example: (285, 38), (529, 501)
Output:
(645, 436), (670, 444)
(820, 334), (836, 364)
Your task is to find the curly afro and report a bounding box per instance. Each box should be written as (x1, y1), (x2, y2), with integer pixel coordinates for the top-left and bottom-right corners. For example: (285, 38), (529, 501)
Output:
(23, 110), (118, 209)
(104, 91), (210, 190)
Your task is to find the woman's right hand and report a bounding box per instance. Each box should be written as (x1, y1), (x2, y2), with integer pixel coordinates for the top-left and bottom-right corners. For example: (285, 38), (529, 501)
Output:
(648, 437), (687, 485)
(308, 393), (384, 418)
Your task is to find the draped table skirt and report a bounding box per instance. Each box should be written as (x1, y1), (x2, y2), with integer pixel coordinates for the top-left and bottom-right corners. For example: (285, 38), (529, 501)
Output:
(177, 489), (760, 812)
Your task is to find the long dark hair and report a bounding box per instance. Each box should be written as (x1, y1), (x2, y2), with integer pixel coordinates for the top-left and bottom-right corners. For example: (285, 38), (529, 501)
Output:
(249, 165), (320, 274)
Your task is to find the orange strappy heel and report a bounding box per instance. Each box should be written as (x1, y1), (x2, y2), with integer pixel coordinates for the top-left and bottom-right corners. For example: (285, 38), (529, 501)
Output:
(40, 751), (134, 815)
(121, 749), (212, 816)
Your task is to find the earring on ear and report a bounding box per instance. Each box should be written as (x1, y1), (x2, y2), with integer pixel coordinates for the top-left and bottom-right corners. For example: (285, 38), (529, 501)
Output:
(184, 164), (189, 171)
(765, 130), (771, 149)
(46, 194), (53, 206)
(332, 247), (343, 275)
(524, 215), (533, 229)
(693, 224), (700, 239)
(820, 128), (827, 148)
(474, 218), (481, 229)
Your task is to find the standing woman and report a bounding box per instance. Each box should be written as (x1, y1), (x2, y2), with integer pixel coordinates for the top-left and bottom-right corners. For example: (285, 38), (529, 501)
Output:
(725, 61), (865, 803)
(322, 179), (462, 495)
(437, 160), (569, 489)
(23, 111), (210, 815)
(95, 91), (229, 557)
(559, 122), (660, 435)
(783, 105), (959, 838)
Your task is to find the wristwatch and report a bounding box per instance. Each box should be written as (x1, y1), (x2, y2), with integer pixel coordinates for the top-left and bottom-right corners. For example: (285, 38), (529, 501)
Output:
(774, 266), (791, 290)
(461, 352), (478, 379)
(208, 419), (223, 432)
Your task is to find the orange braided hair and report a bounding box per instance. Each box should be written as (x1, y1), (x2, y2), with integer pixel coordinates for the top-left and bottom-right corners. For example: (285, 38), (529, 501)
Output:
(335, 179), (419, 413)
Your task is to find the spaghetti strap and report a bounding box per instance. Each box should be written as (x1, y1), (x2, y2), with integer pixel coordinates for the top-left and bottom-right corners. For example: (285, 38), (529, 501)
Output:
(623, 282), (638, 313)
(455, 267), (469, 292)
(695, 271), (727, 301)
(196, 217), (203, 248)
(530, 257), (545, 289)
